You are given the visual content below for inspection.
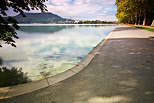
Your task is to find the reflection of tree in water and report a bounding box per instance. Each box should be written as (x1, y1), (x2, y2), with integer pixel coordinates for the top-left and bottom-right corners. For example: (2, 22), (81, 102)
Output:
(0, 57), (2, 65)
(19, 25), (75, 33)
(78, 25), (116, 27)
(19, 25), (116, 33)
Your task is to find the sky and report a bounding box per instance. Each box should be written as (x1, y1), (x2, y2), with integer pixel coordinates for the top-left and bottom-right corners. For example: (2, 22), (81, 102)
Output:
(6, 0), (117, 21)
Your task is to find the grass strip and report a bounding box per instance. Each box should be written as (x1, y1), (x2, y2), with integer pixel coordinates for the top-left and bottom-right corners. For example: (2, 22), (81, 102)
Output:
(133, 26), (154, 32)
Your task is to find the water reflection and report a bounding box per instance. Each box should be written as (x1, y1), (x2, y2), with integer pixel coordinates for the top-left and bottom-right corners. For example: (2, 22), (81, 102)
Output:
(78, 24), (116, 27)
(0, 24), (116, 81)
(0, 57), (2, 65)
(19, 25), (75, 33)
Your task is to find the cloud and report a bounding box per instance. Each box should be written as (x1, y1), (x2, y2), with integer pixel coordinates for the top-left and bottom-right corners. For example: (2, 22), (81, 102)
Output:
(5, 0), (117, 21)
(98, 14), (107, 16)
(45, 0), (117, 21)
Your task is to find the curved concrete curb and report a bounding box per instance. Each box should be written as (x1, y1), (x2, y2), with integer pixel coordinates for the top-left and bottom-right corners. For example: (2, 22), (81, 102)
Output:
(0, 27), (117, 99)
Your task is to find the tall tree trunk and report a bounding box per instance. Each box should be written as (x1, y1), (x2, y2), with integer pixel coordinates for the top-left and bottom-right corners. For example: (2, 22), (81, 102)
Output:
(151, 20), (154, 26)
(138, 10), (142, 25)
(142, 9), (146, 25)
(142, 16), (146, 25)
(142, 19), (146, 25)
(135, 13), (138, 25)
(131, 15), (134, 24)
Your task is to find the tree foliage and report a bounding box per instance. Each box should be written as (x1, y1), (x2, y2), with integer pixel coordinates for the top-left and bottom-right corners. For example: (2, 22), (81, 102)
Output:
(77, 20), (116, 24)
(0, 67), (30, 87)
(115, 0), (154, 25)
(0, 0), (47, 47)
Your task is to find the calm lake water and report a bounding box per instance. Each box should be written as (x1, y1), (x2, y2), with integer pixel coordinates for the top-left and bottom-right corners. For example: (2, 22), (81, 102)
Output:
(0, 24), (117, 81)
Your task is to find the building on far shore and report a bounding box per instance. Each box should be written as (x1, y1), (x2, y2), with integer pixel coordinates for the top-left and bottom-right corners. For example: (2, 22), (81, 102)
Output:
(74, 20), (79, 23)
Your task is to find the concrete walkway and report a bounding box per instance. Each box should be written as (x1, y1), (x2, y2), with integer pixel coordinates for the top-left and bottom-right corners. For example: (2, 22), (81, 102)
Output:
(0, 24), (154, 103)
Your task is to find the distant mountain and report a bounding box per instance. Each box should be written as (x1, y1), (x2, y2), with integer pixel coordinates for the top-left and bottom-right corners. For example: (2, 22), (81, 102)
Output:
(4, 12), (73, 24)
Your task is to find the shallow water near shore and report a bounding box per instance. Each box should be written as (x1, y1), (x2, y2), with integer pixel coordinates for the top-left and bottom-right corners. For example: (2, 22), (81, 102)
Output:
(0, 24), (116, 81)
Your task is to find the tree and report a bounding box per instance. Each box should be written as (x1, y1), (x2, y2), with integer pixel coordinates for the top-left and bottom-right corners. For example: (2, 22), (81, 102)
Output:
(0, 67), (30, 87)
(115, 0), (154, 25)
(78, 21), (83, 24)
(0, 0), (47, 47)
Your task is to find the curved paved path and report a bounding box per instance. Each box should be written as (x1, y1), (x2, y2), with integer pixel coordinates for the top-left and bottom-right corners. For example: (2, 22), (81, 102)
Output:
(0, 24), (154, 103)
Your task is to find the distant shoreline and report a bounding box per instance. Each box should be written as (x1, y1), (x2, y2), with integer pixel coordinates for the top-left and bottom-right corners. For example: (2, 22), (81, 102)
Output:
(18, 23), (118, 26)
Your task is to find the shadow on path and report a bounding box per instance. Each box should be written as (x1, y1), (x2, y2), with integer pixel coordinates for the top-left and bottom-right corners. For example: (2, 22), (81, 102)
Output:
(113, 26), (137, 31)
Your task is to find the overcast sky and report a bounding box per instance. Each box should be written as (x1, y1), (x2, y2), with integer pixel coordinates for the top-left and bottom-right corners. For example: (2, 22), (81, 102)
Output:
(6, 0), (117, 21)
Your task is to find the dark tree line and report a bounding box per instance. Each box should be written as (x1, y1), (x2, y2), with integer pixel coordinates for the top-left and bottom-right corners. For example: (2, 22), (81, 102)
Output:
(115, 0), (154, 26)
(77, 20), (116, 24)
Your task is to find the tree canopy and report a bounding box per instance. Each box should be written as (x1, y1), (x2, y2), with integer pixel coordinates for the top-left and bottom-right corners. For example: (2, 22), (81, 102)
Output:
(0, 0), (47, 47)
(0, 67), (30, 87)
(115, 0), (154, 26)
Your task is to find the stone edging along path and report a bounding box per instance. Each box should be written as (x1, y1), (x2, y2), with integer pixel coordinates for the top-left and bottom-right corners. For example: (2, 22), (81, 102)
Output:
(0, 27), (117, 99)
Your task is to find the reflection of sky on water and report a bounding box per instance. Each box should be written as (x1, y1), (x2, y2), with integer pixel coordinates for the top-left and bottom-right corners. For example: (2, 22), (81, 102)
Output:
(0, 24), (116, 81)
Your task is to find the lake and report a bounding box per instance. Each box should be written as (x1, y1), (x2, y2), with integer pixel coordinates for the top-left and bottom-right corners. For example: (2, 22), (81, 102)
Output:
(0, 24), (117, 81)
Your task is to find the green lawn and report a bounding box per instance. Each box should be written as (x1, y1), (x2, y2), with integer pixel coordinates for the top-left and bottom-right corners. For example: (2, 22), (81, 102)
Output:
(133, 25), (154, 32)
